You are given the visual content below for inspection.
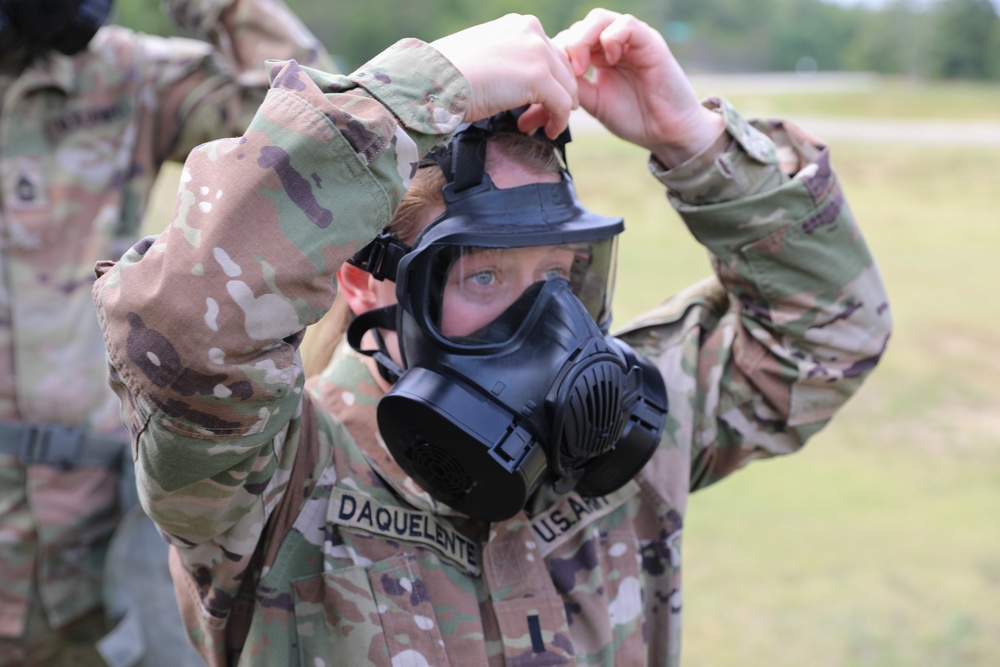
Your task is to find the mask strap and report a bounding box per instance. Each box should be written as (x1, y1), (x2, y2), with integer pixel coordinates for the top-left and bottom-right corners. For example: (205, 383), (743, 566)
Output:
(449, 126), (489, 193)
(345, 305), (403, 383)
(425, 105), (574, 194)
(347, 232), (410, 282)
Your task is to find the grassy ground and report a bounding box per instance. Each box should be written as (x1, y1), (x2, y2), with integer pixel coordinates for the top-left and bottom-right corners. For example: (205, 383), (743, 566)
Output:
(697, 76), (1000, 121)
(141, 78), (1000, 666)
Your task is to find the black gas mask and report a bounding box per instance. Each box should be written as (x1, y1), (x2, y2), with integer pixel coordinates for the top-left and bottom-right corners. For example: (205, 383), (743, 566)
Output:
(347, 109), (668, 522)
(0, 0), (113, 61)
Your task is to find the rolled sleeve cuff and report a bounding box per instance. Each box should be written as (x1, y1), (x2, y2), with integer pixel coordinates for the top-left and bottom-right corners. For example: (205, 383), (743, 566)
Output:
(650, 97), (784, 207)
(350, 38), (470, 137)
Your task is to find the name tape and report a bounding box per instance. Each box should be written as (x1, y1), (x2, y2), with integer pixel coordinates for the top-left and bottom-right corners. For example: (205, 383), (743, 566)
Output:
(329, 488), (481, 575)
(528, 482), (639, 557)
(329, 481), (639, 573)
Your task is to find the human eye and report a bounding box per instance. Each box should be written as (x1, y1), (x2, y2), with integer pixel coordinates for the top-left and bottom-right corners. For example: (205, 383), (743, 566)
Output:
(452, 248), (505, 296)
(541, 266), (568, 281)
(467, 269), (497, 287)
(536, 246), (576, 283)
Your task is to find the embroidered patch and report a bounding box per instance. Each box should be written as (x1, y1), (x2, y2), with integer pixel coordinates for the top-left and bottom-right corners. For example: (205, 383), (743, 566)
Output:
(529, 482), (639, 557)
(7, 157), (46, 211)
(329, 487), (481, 575)
(45, 100), (130, 142)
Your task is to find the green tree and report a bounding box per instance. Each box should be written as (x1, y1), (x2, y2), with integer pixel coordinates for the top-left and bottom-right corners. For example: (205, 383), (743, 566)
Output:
(766, 0), (861, 71)
(110, 0), (176, 36)
(284, 0), (621, 69)
(109, 0), (1000, 81)
(666, 0), (778, 71)
(929, 0), (998, 79)
(844, 0), (930, 77)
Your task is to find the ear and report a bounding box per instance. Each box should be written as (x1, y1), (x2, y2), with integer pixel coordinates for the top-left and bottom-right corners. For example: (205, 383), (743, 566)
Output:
(337, 262), (379, 316)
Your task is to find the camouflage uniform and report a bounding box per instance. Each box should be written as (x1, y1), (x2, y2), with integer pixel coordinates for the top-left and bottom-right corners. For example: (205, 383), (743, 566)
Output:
(92, 40), (892, 667)
(0, 0), (331, 664)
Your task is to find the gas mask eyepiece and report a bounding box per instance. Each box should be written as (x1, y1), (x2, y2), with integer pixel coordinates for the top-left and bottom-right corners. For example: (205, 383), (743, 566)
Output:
(348, 109), (668, 522)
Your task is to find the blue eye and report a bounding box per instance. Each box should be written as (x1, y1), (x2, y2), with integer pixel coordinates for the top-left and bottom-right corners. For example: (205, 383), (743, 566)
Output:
(469, 271), (495, 286)
(543, 267), (567, 281)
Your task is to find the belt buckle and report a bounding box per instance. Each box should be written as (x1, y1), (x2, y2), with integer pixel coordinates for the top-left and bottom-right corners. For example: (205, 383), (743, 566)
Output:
(17, 424), (85, 468)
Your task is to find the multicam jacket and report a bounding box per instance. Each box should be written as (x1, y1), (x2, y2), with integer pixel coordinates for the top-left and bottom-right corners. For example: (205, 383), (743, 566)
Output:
(0, 0), (331, 639)
(92, 41), (892, 667)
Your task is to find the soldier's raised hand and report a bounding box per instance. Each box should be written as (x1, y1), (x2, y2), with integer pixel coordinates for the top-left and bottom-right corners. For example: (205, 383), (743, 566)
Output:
(555, 9), (724, 167)
(431, 14), (579, 139)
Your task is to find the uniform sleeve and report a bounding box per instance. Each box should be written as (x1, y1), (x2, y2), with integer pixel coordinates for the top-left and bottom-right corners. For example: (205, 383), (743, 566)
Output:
(148, 0), (337, 162)
(621, 98), (892, 492)
(92, 40), (468, 549)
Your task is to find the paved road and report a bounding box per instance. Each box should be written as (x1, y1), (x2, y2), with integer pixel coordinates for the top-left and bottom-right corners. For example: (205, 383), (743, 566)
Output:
(762, 116), (1000, 146)
(570, 72), (1000, 146)
(570, 109), (1000, 146)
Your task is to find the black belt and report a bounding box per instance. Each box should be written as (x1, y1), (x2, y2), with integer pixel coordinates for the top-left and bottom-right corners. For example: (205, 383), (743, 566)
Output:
(0, 421), (128, 469)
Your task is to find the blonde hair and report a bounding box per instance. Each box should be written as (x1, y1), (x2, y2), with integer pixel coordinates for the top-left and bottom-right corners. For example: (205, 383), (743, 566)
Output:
(300, 132), (560, 378)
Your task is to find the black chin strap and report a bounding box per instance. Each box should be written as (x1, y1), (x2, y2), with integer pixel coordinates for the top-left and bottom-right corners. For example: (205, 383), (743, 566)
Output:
(346, 305), (403, 383)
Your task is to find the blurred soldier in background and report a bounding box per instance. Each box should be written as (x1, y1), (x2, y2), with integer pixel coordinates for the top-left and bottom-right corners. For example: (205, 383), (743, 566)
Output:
(0, 0), (332, 664)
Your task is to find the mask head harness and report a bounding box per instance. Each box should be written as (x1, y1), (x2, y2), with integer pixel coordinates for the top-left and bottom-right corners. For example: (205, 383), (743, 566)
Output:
(0, 0), (113, 62)
(347, 108), (668, 522)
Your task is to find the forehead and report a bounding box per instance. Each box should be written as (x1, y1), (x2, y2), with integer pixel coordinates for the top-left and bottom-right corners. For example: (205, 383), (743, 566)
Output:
(412, 156), (561, 239)
(484, 147), (562, 189)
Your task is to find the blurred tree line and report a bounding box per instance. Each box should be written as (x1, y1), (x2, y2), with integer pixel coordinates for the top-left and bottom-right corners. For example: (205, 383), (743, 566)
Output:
(113, 0), (1000, 79)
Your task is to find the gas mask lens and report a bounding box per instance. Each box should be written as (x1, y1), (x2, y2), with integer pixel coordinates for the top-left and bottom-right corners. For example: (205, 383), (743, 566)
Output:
(430, 237), (618, 343)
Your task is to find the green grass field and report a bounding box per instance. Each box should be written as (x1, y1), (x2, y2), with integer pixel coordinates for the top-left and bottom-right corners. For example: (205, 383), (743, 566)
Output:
(141, 78), (1000, 666)
(703, 77), (1000, 121)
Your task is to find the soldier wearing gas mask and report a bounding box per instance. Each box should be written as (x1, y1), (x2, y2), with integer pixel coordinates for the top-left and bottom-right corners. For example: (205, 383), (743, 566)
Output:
(92, 9), (892, 667)
(340, 108), (669, 522)
(0, 0), (332, 665)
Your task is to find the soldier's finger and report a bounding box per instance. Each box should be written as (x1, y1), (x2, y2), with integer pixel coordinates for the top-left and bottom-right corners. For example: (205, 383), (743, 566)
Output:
(556, 8), (622, 72)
